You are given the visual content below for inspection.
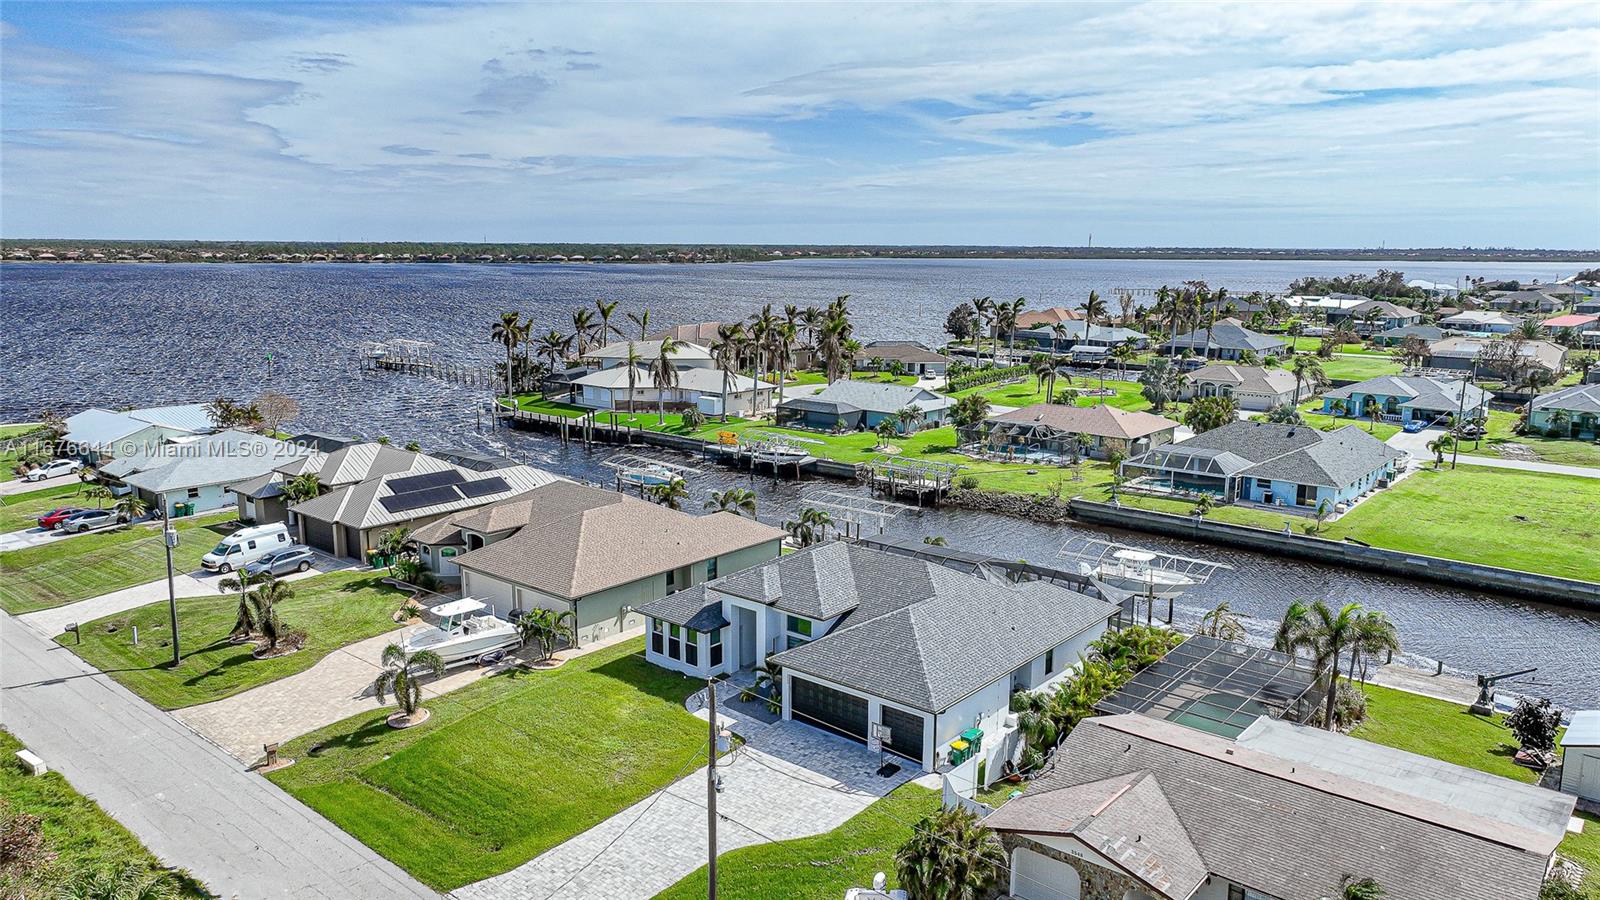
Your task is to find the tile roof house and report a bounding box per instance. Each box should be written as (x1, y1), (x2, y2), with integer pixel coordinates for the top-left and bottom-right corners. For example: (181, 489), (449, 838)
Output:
(1121, 420), (1405, 513)
(637, 541), (1116, 772)
(426, 480), (783, 646)
(985, 714), (1574, 900)
(1528, 383), (1600, 439)
(1157, 319), (1285, 361)
(1178, 364), (1301, 411)
(1321, 375), (1492, 428)
(102, 430), (313, 518)
(853, 341), (951, 375)
(776, 380), (952, 432)
(965, 404), (1179, 460)
(1015, 307), (1084, 328)
(63, 403), (221, 459)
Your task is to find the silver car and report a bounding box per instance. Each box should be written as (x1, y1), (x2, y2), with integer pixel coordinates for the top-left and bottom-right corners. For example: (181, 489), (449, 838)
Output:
(241, 545), (318, 578)
(59, 508), (128, 533)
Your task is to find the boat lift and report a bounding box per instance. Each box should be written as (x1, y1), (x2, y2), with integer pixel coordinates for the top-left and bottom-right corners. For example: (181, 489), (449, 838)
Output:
(600, 452), (700, 496)
(801, 489), (918, 539)
(1060, 537), (1231, 626)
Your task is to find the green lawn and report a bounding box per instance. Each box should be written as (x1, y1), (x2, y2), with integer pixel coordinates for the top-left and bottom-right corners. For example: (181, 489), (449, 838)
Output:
(0, 481), (92, 533)
(962, 376), (1153, 413)
(1286, 337), (1372, 354)
(1320, 355), (1404, 382)
(0, 423), (46, 483)
(1353, 684), (1597, 897)
(1257, 401), (1402, 441)
(656, 785), (940, 900)
(61, 571), (407, 710)
(1471, 410), (1600, 468)
(0, 728), (206, 896)
(0, 512), (239, 614)
(267, 638), (708, 891)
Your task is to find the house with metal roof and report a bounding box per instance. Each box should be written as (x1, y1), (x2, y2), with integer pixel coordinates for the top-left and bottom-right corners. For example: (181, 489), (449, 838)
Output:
(418, 480), (782, 646)
(637, 541), (1116, 773)
(853, 341), (951, 376)
(776, 380), (952, 432)
(1178, 364), (1300, 411)
(568, 364), (774, 416)
(284, 444), (558, 560)
(100, 430), (312, 518)
(1321, 374), (1492, 428)
(1528, 384), (1600, 440)
(1156, 319), (1285, 361)
(1120, 420), (1405, 513)
(985, 713), (1575, 900)
(1440, 309), (1521, 334)
(962, 403), (1178, 461)
(62, 403), (220, 460)
(1014, 320), (1149, 353)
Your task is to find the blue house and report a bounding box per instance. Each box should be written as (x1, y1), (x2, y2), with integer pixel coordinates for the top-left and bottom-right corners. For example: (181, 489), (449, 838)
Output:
(1121, 421), (1405, 513)
(1528, 384), (1600, 440)
(1320, 375), (1491, 428)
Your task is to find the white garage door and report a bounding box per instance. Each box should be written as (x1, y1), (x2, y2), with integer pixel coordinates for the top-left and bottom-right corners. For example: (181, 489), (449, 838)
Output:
(1012, 847), (1082, 900)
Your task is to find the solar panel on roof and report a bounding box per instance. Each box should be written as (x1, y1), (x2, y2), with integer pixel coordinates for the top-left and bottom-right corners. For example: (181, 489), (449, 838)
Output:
(379, 484), (462, 514)
(458, 476), (510, 498)
(386, 469), (466, 494)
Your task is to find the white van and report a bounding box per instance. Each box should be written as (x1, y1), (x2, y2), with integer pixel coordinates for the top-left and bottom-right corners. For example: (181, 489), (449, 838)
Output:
(202, 523), (291, 573)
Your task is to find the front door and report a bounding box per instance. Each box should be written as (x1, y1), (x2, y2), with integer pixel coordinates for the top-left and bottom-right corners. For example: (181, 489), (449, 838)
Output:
(737, 606), (757, 670)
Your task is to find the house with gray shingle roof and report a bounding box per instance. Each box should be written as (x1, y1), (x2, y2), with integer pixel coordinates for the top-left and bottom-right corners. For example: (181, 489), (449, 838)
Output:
(985, 714), (1574, 900)
(1156, 318), (1285, 361)
(637, 541), (1116, 772)
(1178, 364), (1300, 411)
(1528, 383), (1600, 439)
(1121, 420), (1405, 513)
(103, 430), (313, 518)
(1321, 374), (1491, 428)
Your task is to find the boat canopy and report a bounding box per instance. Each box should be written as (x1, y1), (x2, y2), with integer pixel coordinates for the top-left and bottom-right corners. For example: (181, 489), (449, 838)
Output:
(430, 598), (488, 617)
(1112, 549), (1156, 563)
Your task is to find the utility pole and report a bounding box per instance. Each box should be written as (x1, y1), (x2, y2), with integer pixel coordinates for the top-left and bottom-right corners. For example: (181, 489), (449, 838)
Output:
(162, 497), (181, 667)
(706, 677), (718, 900)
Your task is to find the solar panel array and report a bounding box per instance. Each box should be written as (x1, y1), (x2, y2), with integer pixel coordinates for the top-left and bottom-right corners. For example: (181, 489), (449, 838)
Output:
(379, 484), (462, 514)
(458, 477), (510, 499)
(386, 469), (466, 494)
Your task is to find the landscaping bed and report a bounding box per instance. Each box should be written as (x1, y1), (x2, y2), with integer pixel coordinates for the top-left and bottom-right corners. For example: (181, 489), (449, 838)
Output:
(60, 571), (407, 709)
(0, 728), (207, 897)
(266, 638), (707, 890)
(0, 511), (238, 614)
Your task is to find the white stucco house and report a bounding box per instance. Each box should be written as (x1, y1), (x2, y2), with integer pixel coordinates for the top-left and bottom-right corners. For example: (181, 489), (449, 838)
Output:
(637, 541), (1116, 774)
(569, 365), (774, 416)
(63, 403), (220, 460)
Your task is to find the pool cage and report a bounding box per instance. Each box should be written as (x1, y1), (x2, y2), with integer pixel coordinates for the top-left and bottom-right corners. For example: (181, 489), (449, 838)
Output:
(1118, 444), (1253, 499)
(955, 420), (1093, 462)
(1095, 635), (1324, 739)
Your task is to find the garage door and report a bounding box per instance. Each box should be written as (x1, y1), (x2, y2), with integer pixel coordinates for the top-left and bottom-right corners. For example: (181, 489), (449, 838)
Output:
(303, 518), (337, 555)
(878, 705), (926, 763)
(790, 677), (868, 745)
(1012, 847), (1081, 900)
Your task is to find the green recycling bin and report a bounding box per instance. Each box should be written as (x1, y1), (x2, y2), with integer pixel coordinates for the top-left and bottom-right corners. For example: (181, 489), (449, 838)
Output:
(183, 501), (196, 516)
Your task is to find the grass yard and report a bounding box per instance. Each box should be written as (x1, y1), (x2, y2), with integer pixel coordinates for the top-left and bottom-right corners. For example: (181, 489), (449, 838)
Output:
(1286, 337), (1371, 354)
(1319, 354), (1404, 382)
(0, 729), (207, 896)
(1471, 410), (1600, 468)
(0, 511), (238, 614)
(267, 638), (708, 890)
(1353, 684), (1598, 897)
(0, 423), (47, 483)
(656, 784), (940, 900)
(963, 376), (1153, 413)
(1255, 401), (1402, 441)
(0, 481), (93, 533)
(61, 571), (407, 709)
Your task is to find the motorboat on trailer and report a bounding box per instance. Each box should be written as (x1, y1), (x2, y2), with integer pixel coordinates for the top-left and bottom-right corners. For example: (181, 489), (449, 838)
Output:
(400, 598), (519, 665)
(1060, 538), (1230, 605)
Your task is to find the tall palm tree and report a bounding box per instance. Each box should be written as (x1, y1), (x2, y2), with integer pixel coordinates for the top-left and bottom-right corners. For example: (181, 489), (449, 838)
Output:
(798, 305), (824, 359)
(595, 299), (619, 348)
(705, 488), (758, 518)
(748, 304), (779, 400)
(621, 341), (644, 423)
(491, 312), (523, 400)
(818, 313), (851, 383)
(1078, 290), (1106, 329)
(650, 336), (682, 425)
(1292, 355), (1326, 406)
(1300, 600), (1365, 729)
(1112, 338), (1138, 380)
(995, 299), (1022, 361)
(627, 308), (652, 340)
(971, 296), (994, 364)
(771, 320), (797, 411)
(533, 330), (573, 374)
(373, 642), (446, 720)
(1347, 610), (1401, 685)
(895, 807), (1007, 900)
(1049, 322), (1068, 363)
(570, 307), (597, 357)
(710, 323), (746, 423)
(1030, 354), (1057, 401)
(1426, 433), (1454, 468)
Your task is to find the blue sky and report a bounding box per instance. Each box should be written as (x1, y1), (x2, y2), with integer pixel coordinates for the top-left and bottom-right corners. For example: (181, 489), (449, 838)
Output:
(2, 1), (1597, 247)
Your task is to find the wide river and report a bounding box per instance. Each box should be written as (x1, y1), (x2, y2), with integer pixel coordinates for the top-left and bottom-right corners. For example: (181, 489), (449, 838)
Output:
(2, 258), (1596, 707)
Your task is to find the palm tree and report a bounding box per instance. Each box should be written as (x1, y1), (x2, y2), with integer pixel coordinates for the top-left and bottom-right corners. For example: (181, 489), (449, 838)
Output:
(971, 296), (994, 364)
(784, 507), (832, 547)
(1347, 610), (1401, 685)
(994, 300), (1020, 363)
(1426, 433), (1454, 468)
(627, 308), (652, 340)
(377, 526), (413, 574)
(250, 577), (295, 652)
(646, 478), (688, 510)
(1112, 339), (1138, 380)
(621, 341), (644, 423)
(1299, 600), (1365, 729)
(218, 568), (262, 639)
(1030, 354), (1056, 399)
(772, 321), (797, 410)
(491, 312), (523, 400)
(373, 642), (446, 721)
(1340, 875), (1386, 900)
(1078, 290), (1106, 328)
(517, 607), (576, 660)
(705, 488), (757, 518)
(1291, 354), (1325, 406)
(282, 473), (321, 509)
(749, 304), (779, 403)
(710, 323), (746, 423)
(533, 329), (573, 374)
(894, 806), (1007, 900)
(569, 307), (598, 357)
(83, 483), (112, 509)
(651, 336), (682, 425)
(1274, 600), (1315, 659)
(114, 493), (145, 523)
(595, 299), (620, 348)
(818, 312), (852, 383)
(1198, 600), (1246, 641)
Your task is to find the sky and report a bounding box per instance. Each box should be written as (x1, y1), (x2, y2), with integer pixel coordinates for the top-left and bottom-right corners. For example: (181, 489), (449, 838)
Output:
(2, 1), (1598, 247)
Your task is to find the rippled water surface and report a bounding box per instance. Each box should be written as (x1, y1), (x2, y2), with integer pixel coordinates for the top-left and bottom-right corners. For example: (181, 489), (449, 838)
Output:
(2, 259), (1596, 707)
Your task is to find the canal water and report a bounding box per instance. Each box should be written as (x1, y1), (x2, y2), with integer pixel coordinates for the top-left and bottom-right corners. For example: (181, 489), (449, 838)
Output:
(2, 260), (1596, 707)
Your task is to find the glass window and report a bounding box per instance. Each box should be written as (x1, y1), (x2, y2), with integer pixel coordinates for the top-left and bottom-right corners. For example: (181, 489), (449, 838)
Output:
(650, 620), (664, 655)
(187, 487), (201, 499)
(786, 615), (813, 637)
(247, 540), (257, 550)
(668, 624), (681, 660)
(709, 628), (723, 667)
(666, 568), (677, 589)
(685, 632), (699, 666)
(706, 558), (718, 579)
(1045, 648), (1055, 675)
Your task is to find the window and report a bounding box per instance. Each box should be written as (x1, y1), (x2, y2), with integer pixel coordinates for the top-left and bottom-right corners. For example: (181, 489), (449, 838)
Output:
(709, 628), (723, 667)
(440, 548), (456, 558)
(651, 620), (664, 655)
(1228, 887), (1245, 900)
(706, 558), (718, 579)
(1045, 648), (1055, 675)
(666, 568), (677, 589)
(186, 487), (200, 499)
(685, 629), (699, 666)
(277, 533), (287, 543)
(786, 615), (814, 650)
(668, 624), (681, 660)
(247, 540), (257, 550)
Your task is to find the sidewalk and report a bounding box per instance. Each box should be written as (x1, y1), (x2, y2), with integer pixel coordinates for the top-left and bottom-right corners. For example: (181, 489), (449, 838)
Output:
(1, 610), (439, 899)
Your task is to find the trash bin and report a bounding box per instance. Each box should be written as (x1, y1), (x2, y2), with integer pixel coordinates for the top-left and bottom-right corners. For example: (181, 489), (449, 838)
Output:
(182, 501), (196, 516)
(961, 727), (984, 756)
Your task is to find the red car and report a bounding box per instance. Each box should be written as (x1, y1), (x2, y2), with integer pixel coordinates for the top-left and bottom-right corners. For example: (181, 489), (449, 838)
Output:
(37, 507), (87, 530)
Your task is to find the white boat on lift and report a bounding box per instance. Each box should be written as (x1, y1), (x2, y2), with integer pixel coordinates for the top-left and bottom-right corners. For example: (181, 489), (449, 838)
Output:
(618, 463), (683, 488)
(1061, 538), (1230, 605)
(400, 598), (519, 666)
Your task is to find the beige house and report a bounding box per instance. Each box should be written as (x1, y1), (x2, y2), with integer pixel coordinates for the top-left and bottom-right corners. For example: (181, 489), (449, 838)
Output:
(965, 403), (1179, 461)
(1179, 364), (1301, 411)
(427, 480), (784, 646)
